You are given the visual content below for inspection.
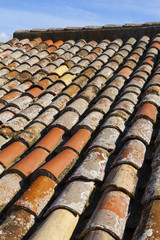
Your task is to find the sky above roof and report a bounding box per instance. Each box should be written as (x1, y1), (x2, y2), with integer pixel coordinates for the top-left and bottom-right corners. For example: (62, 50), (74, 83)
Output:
(0, 0), (159, 42)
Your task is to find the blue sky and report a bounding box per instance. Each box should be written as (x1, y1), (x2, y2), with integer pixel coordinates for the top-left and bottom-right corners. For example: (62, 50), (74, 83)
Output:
(0, 0), (160, 42)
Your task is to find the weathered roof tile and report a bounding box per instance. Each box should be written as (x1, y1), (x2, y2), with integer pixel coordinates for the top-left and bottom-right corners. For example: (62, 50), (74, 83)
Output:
(0, 24), (159, 240)
(48, 180), (95, 215)
(82, 189), (130, 240)
(102, 164), (138, 197)
(69, 147), (109, 181)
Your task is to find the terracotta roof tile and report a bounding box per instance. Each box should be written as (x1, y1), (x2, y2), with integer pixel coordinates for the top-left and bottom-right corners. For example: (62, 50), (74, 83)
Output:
(39, 149), (78, 181)
(112, 139), (146, 169)
(0, 25), (160, 240)
(76, 111), (104, 132)
(0, 141), (26, 168)
(11, 147), (49, 177)
(63, 128), (91, 153)
(123, 118), (153, 145)
(30, 209), (79, 240)
(82, 189), (130, 239)
(35, 127), (64, 152)
(69, 147), (109, 181)
(91, 97), (112, 114)
(102, 115), (126, 132)
(48, 180), (95, 215)
(14, 176), (56, 216)
(15, 122), (46, 147)
(90, 127), (120, 152)
(102, 164), (138, 198)
(0, 209), (35, 240)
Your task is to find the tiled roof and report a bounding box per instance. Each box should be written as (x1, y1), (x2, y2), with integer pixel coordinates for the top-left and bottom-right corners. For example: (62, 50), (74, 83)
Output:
(0, 24), (159, 239)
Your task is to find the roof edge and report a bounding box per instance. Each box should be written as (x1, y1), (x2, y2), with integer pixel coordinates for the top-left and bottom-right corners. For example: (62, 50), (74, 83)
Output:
(13, 22), (160, 42)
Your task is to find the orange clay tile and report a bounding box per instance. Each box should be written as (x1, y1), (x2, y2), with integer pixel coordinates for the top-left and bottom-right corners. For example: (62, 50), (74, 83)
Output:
(7, 70), (20, 79)
(53, 40), (63, 48)
(44, 39), (53, 46)
(151, 42), (160, 50)
(38, 79), (52, 89)
(15, 176), (56, 216)
(135, 102), (157, 122)
(84, 189), (130, 240)
(0, 141), (26, 168)
(39, 149), (78, 181)
(26, 87), (44, 97)
(93, 47), (103, 55)
(47, 74), (59, 82)
(143, 57), (154, 67)
(141, 94), (160, 108)
(63, 129), (91, 153)
(117, 67), (133, 78)
(23, 44), (31, 51)
(1, 91), (21, 102)
(46, 45), (57, 53)
(63, 84), (80, 97)
(35, 127), (64, 152)
(34, 37), (42, 42)
(11, 148), (49, 177)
